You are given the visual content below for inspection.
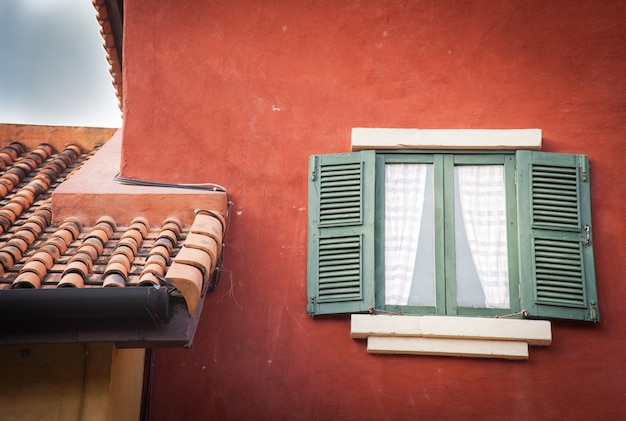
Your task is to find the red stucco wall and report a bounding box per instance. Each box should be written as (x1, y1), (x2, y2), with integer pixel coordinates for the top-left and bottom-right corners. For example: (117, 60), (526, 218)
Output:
(122, 1), (626, 419)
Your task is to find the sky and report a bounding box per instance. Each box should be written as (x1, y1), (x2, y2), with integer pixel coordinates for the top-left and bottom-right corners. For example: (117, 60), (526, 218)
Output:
(0, 0), (122, 128)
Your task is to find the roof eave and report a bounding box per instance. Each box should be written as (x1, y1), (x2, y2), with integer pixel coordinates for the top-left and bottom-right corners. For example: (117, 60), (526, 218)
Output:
(0, 294), (203, 348)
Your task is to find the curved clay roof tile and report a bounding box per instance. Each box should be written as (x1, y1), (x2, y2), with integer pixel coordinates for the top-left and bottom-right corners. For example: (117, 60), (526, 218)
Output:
(141, 262), (165, 277)
(47, 236), (70, 255)
(0, 251), (15, 271)
(6, 238), (29, 254)
(106, 254), (132, 274)
(64, 144), (82, 157)
(160, 222), (182, 237)
(63, 260), (90, 278)
(15, 229), (37, 245)
(122, 225), (145, 241)
(85, 228), (110, 247)
(3, 202), (24, 218)
(163, 217), (182, 234)
(157, 229), (179, 245)
(12, 271), (41, 289)
(19, 222), (43, 237)
(39, 244), (62, 260)
(59, 221), (82, 241)
(71, 252), (94, 267)
(13, 192), (34, 208)
(3, 245), (23, 262)
(111, 244), (135, 262)
(30, 251), (55, 269)
(165, 263), (204, 316)
(130, 216), (150, 233)
(57, 272), (84, 288)
(83, 237), (105, 255)
(145, 253), (167, 270)
(96, 216), (117, 235)
(50, 229), (75, 246)
(138, 272), (160, 286)
(78, 244), (100, 261)
(20, 260), (48, 279)
(2, 146), (19, 160)
(149, 245), (172, 261)
(103, 273), (126, 287)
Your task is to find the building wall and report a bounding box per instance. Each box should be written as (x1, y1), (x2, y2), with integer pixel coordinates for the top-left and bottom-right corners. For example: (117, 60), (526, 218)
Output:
(0, 343), (144, 421)
(122, 1), (626, 419)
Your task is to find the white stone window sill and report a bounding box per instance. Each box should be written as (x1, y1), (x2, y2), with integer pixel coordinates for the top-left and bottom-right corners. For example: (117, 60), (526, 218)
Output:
(351, 314), (551, 360)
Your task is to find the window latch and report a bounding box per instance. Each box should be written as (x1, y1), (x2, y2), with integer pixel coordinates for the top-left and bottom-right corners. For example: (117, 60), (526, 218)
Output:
(368, 307), (404, 316)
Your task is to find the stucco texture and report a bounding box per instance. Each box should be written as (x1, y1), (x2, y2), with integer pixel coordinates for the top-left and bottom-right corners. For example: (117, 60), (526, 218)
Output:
(122, 1), (626, 419)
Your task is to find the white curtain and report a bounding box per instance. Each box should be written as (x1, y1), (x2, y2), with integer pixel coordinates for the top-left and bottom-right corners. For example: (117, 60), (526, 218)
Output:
(456, 165), (509, 308)
(384, 164), (429, 305)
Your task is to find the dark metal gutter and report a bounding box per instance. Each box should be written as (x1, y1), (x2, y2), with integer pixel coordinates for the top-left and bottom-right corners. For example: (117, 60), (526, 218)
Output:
(0, 286), (170, 322)
(0, 287), (204, 348)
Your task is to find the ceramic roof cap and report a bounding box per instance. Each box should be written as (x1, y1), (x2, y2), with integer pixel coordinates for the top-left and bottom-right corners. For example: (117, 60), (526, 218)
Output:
(165, 262), (204, 316)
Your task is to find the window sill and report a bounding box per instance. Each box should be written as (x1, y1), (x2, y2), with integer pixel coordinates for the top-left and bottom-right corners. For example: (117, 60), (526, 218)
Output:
(351, 314), (551, 360)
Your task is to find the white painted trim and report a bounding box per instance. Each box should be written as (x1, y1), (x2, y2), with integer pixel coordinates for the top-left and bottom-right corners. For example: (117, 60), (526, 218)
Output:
(352, 314), (551, 359)
(351, 314), (552, 346)
(367, 336), (529, 360)
(351, 128), (542, 151)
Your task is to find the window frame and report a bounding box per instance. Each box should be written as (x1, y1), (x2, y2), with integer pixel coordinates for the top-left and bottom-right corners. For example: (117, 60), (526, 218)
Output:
(375, 151), (521, 317)
(307, 148), (599, 323)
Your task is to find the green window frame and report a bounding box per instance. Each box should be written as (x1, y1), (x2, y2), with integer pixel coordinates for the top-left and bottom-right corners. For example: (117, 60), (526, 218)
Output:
(307, 150), (599, 322)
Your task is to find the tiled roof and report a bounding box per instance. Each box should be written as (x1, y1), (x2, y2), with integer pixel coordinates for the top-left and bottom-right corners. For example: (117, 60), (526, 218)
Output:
(93, 0), (123, 110)
(0, 141), (226, 347)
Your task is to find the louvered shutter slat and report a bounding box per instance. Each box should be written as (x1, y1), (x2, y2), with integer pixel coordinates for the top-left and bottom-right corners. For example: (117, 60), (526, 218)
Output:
(530, 164), (580, 230)
(534, 238), (585, 307)
(516, 151), (599, 322)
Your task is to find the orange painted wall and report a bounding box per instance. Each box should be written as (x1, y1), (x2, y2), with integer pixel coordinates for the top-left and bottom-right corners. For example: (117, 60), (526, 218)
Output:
(122, 1), (626, 419)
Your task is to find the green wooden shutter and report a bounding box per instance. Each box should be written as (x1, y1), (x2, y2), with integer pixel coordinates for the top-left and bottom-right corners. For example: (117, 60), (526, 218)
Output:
(516, 151), (599, 322)
(307, 151), (376, 316)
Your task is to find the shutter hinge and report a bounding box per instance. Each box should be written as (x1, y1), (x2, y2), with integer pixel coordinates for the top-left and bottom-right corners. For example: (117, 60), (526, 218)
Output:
(589, 301), (598, 323)
(584, 224), (591, 246)
(307, 296), (317, 315)
(311, 156), (318, 181)
(579, 155), (589, 182)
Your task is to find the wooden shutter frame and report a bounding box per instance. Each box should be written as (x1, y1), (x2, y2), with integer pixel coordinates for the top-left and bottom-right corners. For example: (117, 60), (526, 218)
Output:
(307, 151), (377, 316)
(516, 150), (599, 322)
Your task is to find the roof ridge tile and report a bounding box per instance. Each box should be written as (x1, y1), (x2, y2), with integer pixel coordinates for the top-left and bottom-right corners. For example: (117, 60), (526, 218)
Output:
(163, 211), (225, 315)
(164, 263), (204, 316)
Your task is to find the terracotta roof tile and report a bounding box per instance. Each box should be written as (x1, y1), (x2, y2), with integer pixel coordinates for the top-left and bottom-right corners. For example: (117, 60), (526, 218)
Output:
(0, 140), (227, 346)
(165, 262), (204, 316)
(163, 211), (225, 315)
(93, 0), (123, 110)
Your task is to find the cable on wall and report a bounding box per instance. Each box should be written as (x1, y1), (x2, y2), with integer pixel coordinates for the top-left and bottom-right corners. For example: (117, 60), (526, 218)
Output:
(113, 173), (233, 294)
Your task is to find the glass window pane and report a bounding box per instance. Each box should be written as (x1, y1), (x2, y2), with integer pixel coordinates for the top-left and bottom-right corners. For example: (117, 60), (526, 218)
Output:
(384, 164), (435, 306)
(454, 165), (509, 308)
